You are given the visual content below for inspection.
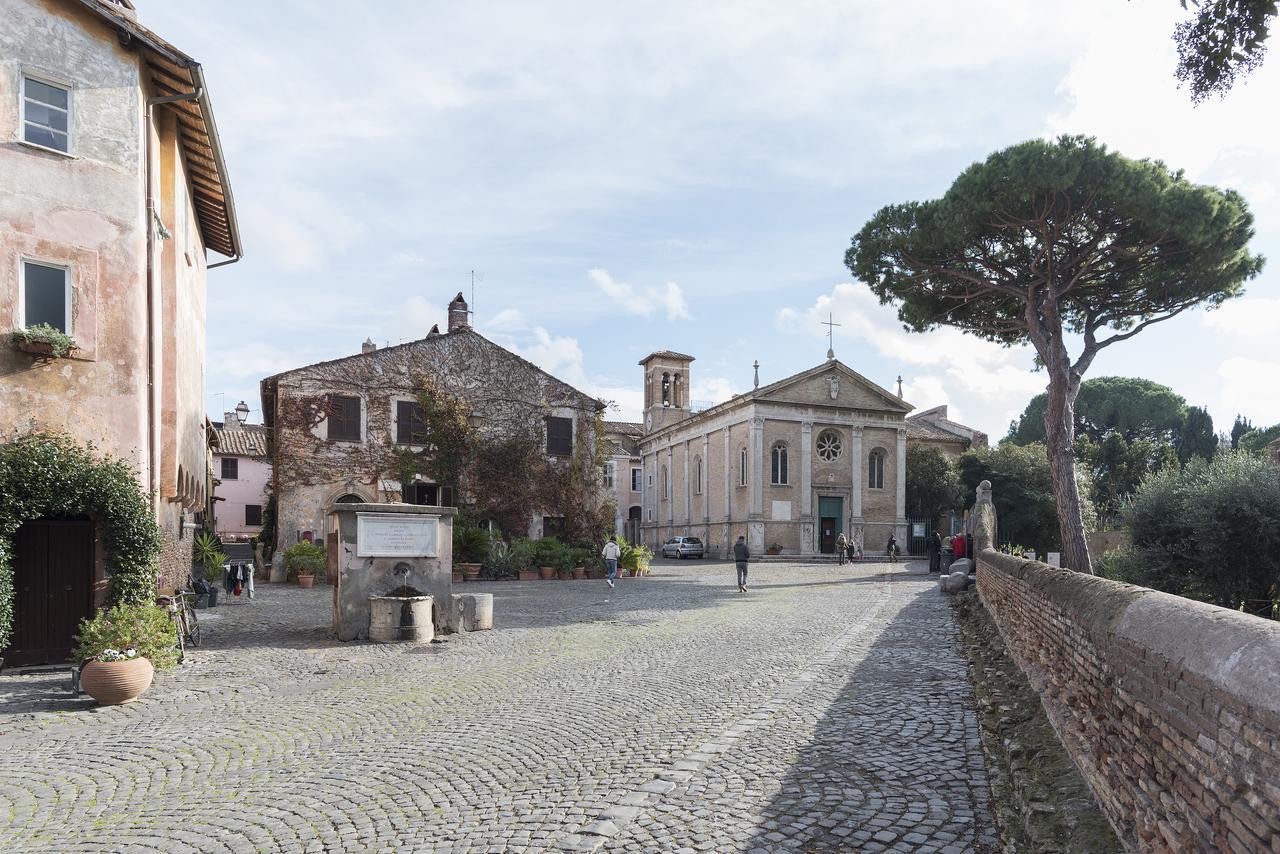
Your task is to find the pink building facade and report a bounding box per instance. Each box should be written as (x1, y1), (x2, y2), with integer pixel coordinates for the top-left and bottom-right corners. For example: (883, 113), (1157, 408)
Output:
(211, 416), (270, 539)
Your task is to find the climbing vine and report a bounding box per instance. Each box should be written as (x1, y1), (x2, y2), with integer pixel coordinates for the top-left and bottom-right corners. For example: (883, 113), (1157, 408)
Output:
(0, 433), (160, 649)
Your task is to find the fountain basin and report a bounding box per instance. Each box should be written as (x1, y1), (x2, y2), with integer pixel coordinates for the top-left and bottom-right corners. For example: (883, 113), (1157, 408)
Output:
(369, 594), (434, 643)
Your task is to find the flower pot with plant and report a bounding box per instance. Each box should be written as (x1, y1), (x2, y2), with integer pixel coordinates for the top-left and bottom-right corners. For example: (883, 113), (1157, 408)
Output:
(482, 540), (517, 581)
(620, 540), (654, 577)
(766, 543), (784, 556)
(192, 532), (227, 607)
(452, 523), (490, 581)
(535, 537), (564, 580)
(569, 546), (592, 580)
(508, 538), (539, 580)
(283, 540), (326, 588)
(74, 603), (179, 705)
(11, 323), (79, 358)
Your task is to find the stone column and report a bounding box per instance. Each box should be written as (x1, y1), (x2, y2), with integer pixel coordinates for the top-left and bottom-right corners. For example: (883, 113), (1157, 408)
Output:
(800, 421), (814, 555)
(683, 439), (692, 529)
(722, 429), (732, 522)
(895, 426), (908, 542)
(701, 433), (711, 523)
(849, 426), (864, 521)
(667, 445), (675, 527)
(749, 416), (765, 518)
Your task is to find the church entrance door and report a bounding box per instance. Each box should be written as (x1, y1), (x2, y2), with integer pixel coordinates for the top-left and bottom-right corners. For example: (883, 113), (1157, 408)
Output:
(818, 496), (843, 554)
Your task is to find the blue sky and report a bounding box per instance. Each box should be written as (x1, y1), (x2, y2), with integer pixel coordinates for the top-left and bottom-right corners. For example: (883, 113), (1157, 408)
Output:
(147, 1), (1280, 439)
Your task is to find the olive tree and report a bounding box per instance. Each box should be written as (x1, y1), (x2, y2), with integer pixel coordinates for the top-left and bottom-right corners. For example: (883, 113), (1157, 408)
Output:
(846, 136), (1261, 573)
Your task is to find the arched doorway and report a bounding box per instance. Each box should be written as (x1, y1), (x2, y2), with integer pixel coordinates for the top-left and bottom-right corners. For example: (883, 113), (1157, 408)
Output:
(627, 505), (642, 545)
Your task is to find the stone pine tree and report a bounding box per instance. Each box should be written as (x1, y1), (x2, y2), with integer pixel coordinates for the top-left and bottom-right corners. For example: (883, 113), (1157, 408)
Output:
(1172, 0), (1277, 103)
(1176, 406), (1219, 463)
(846, 136), (1262, 573)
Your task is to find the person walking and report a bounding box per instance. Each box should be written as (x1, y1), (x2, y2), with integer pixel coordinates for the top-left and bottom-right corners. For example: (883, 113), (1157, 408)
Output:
(601, 536), (621, 589)
(733, 535), (751, 592)
(836, 532), (848, 566)
(887, 533), (898, 563)
(927, 531), (942, 573)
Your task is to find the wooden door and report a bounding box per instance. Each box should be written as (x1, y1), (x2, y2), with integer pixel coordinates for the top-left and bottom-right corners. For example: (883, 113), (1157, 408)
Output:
(820, 519), (836, 553)
(3, 519), (95, 667)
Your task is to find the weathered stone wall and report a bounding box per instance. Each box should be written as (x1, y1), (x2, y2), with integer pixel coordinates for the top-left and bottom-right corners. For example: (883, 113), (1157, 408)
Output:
(976, 547), (1280, 851)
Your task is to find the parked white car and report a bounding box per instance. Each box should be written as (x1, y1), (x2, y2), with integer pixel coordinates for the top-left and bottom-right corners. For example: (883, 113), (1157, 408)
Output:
(661, 536), (705, 559)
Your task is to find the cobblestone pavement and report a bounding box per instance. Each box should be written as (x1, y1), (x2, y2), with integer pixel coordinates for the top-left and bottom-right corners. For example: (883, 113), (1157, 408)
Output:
(0, 560), (995, 853)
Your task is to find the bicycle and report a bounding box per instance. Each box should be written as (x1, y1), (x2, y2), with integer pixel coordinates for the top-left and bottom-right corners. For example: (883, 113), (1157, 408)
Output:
(156, 587), (201, 663)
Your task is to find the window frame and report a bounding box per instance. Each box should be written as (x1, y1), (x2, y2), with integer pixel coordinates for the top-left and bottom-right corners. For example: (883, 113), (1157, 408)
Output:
(631, 467), (643, 492)
(816, 429), (843, 463)
(694, 456), (703, 495)
(326, 394), (363, 443)
(20, 73), (72, 156)
(661, 464), (669, 499)
(771, 443), (789, 485)
(868, 448), (886, 490)
(244, 504), (263, 526)
(546, 416), (574, 457)
(395, 399), (428, 446)
(220, 457), (239, 481)
(19, 258), (73, 334)
(602, 460), (617, 488)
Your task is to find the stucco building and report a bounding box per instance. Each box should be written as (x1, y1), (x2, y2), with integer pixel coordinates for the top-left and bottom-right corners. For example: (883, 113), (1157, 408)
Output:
(211, 407), (270, 539)
(905, 405), (988, 458)
(261, 294), (604, 551)
(0, 0), (240, 664)
(600, 420), (644, 542)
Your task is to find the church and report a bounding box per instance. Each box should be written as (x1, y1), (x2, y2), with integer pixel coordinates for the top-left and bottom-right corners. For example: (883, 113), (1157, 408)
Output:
(635, 349), (983, 557)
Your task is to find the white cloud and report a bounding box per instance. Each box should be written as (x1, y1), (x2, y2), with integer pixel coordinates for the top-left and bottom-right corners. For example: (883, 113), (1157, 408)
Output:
(381, 296), (448, 344)
(1203, 298), (1280, 337)
(692, 376), (737, 408)
(589, 269), (691, 320)
(1217, 357), (1280, 427)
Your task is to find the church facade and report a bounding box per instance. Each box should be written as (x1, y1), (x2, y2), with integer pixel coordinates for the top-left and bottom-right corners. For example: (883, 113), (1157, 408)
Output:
(637, 351), (912, 557)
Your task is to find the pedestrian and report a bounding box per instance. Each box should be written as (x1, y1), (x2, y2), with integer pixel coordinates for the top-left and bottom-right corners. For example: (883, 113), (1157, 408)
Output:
(836, 532), (848, 565)
(601, 536), (621, 589)
(733, 535), (751, 592)
(952, 532), (967, 561)
(887, 533), (898, 563)
(927, 531), (942, 574)
(847, 534), (859, 564)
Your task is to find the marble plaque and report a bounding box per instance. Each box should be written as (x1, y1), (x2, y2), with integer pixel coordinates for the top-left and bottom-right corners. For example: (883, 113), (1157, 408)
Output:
(357, 513), (439, 557)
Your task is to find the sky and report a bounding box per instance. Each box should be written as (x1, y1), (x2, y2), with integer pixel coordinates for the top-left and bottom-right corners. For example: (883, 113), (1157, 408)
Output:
(144, 1), (1280, 440)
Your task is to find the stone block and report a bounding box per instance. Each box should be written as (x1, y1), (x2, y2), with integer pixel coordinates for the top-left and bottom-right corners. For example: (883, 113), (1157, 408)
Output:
(449, 593), (494, 632)
(369, 595), (433, 643)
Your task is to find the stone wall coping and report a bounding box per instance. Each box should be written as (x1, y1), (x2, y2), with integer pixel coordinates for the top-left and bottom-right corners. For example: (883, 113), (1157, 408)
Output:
(330, 503), (459, 517)
(980, 548), (1280, 718)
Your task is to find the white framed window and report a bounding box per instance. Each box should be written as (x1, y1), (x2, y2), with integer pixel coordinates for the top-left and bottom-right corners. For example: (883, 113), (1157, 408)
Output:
(739, 447), (747, 487)
(868, 449), (886, 489)
(631, 468), (642, 492)
(602, 460), (616, 488)
(771, 443), (789, 485)
(22, 75), (70, 153)
(20, 260), (71, 334)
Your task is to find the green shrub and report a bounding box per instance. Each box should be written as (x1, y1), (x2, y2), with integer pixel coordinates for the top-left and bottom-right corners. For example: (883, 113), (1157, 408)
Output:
(282, 541), (326, 580)
(11, 322), (78, 357)
(481, 540), (516, 580)
(74, 603), (179, 671)
(452, 524), (492, 563)
(620, 540), (654, 573)
(508, 538), (539, 570)
(534, 537), (565, 568)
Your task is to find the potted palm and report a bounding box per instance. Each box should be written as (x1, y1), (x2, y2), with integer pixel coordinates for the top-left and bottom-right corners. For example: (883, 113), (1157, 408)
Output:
(74, 603), (179, 705)
(482, 540), (517, 581)
(283, 541), (326, 588)
(510, 539), (538, 581)
(535, 538), (561, 580)
(570, 546), (592, 580)
(192, 532), (227, 608)
(453, 524), (490, 582)
(621, 541), (654, 577)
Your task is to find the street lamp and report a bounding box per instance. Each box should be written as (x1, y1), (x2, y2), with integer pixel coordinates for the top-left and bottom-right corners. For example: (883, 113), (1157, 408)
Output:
(234, 400), (250, 425)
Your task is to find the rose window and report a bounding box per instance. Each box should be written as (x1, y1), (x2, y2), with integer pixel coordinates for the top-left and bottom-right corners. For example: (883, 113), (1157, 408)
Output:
(816, 430), (842, 462)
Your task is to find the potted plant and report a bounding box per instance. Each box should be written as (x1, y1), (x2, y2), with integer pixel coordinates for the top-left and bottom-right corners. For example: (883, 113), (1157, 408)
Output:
(509, 539), (538, 581)
(11, 323), (79, 358)
(570, 546), (592, 580)
(620, 540), (653, 577)
(192, 532), (227, 607)
(452, 524), (490, 581)
(555, 545), (575, 580)
(482, 540), (516, 581)
(73, 603), (179, 705)
(535, 538), (562, 580)
(283, 540), (326, 588)
(766, 542), (784, 556)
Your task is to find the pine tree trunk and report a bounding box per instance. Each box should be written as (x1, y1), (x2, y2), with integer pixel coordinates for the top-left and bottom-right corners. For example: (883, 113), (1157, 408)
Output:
(1043, 371), (1093, 574)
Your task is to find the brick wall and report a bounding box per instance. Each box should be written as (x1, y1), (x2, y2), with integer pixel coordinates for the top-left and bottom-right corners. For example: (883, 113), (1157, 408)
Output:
(976, 547), (1280, 852)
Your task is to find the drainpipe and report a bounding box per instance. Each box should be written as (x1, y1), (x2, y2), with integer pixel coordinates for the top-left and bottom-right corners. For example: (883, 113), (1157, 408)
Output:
(144, 88), (201, 509)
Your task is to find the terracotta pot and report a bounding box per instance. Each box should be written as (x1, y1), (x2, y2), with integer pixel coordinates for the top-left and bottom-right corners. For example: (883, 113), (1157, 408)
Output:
(627, 568), (639, 577)
(297, 574), (316, 588)
(518, 569), (538, 581)
(538, 565), (556, 580)
(452, 571), (464, 583)
(463, 569), (481, 583)
(573, 567), (587, 580)
(14, 339), (76, 358)
(81, 658), (154, 706)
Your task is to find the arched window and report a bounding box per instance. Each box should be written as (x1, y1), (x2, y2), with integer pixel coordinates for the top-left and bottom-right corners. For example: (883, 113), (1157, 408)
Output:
(672, 373), (681, 408)
(695, 456), (703, 494)
(335, 493), (364, 504)
(816, 429), (843, 462)
(661, 464), (669, 499)
(739, 447), (748, 486)
(661, 372), (671, 407)
(771, 443), (789, 485)
(868, 449), (886, 489)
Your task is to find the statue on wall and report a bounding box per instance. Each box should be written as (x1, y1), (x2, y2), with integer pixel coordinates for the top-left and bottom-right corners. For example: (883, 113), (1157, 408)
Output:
(827, 374), (840, 400)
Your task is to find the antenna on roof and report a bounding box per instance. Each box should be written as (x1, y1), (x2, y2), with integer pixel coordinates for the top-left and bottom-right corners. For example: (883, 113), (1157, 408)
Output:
(470, 270), (483, 325)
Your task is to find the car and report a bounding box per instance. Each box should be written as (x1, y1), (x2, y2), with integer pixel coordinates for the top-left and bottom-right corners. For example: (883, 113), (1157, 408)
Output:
(661, 536), (705, 559)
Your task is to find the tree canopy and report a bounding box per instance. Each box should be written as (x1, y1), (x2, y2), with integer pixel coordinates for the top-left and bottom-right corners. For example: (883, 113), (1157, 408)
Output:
(1176, 405), (1219, 464)
(846, 135), (1261, 573)
(1172, 0), (1277, 103)
(1008, 376), (1188, 445)
(905, 445), (964, 521)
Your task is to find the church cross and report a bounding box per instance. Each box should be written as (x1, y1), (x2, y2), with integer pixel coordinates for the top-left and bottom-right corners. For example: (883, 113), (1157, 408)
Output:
(823, 313), (841, 359)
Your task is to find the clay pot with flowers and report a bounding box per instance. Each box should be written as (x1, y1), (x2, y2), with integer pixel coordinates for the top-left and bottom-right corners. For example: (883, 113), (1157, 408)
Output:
(74, 603), (180, 706)
(283, 541), (326, 588)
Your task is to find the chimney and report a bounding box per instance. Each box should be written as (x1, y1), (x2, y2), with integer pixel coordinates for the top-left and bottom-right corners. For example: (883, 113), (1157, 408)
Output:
(427, 324), (441, 337)
(362, 337), (377, 354)
(448, 293), (469, 332)
(222, 412), (240, 430)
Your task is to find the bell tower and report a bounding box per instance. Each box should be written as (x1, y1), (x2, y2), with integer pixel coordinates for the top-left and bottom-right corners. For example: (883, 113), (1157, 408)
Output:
(640, 350), (695, 432)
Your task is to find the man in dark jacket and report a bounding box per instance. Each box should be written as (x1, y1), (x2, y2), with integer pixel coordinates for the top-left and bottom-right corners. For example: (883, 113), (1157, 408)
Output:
(927, 531), (942, 573)
(733, 535), (750, 592)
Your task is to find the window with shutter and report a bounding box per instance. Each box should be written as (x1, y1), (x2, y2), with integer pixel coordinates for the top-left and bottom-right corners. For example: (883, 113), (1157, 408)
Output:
(396, 400), (427, 445)
(328, 395), (361, 442)
(245, 504), (262, 526)
(546, 416), (573, 456)
(221, 457), (239, 480)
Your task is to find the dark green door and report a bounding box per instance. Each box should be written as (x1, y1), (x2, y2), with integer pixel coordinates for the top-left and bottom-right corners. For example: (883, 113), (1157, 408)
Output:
(818, 497), (843, 553)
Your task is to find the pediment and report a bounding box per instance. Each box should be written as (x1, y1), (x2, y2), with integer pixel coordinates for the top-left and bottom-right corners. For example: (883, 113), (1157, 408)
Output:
(754, 361), (911, 412)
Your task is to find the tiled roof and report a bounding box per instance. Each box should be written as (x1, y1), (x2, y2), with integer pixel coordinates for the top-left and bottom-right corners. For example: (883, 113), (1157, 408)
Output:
(906, 419), (963, 443)
(603, 420), (644, 436)
(638, 351), (696, 365)
(212, 423), (268, 457)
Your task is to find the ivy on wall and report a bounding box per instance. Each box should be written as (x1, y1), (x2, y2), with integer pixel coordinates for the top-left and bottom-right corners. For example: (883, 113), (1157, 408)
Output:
(0, 433), (160, 649)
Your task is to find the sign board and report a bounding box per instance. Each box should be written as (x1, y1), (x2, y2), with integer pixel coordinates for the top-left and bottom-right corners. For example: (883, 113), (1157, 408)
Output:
(356, 513), (439, 558)
(912, 523), (925, 537)
(1047, 552), (1061, 568)
(771, 500), (792, 521)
